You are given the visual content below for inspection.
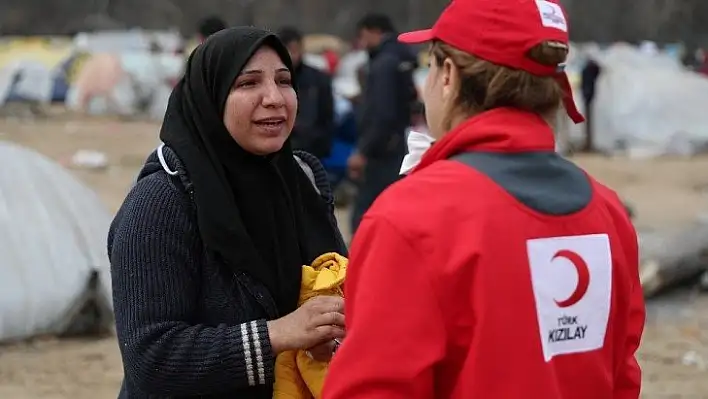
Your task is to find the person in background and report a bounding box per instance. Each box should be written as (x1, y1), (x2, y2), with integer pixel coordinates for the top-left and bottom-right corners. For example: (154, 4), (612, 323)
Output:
(322, 49), (340, 75)
(321, 93), (359, 189)
(109, 27), (346, 399)
(348, 13), (418, 233)
(323, 0), (644, 398)
(580, 57), (602, 152)
(278, 26), (335, 159)
(198, 16), (227, 43)
(409, 100), (428, 134)
(695, 48), (708, 76)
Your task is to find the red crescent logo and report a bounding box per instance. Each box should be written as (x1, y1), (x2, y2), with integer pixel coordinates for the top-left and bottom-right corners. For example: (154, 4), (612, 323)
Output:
(552, 249), (590, 308)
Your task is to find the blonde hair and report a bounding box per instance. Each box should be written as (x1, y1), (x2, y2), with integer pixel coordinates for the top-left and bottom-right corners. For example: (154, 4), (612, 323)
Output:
(431, 40), (568, 131)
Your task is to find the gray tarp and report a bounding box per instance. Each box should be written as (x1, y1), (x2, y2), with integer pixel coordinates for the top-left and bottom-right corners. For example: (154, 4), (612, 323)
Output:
(0, 142), (112, 342)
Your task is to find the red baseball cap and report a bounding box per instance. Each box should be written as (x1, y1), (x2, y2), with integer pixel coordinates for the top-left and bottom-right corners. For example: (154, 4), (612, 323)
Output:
(399, 0), (584, 124)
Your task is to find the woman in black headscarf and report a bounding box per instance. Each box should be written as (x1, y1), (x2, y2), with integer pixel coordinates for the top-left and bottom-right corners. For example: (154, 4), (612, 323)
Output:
(108, 27), (346, 399)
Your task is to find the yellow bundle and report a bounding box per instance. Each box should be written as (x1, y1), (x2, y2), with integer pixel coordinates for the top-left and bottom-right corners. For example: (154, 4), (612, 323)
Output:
(273, 252), (347, 399)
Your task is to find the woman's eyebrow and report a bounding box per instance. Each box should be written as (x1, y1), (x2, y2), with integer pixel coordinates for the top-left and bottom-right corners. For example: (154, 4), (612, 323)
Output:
(240, 67), (289, 75)
(240, 69), (262, 75)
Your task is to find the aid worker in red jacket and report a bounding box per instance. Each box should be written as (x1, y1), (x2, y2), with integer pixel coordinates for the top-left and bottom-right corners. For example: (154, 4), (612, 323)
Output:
(322, 0), (645, 398)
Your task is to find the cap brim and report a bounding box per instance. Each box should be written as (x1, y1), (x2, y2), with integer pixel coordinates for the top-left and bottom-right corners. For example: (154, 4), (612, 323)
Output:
(398, 29), (434, 44)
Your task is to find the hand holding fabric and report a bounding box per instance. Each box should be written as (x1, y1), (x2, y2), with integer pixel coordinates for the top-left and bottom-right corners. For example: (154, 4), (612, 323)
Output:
(267, 295), (345, 354)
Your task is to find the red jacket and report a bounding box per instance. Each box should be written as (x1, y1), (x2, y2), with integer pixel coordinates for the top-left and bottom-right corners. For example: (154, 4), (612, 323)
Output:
(323, 108), (644, 399)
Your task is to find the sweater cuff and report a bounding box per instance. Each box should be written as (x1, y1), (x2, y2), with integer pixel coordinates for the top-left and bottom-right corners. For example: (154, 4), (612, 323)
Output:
(241, 319), (275, 386)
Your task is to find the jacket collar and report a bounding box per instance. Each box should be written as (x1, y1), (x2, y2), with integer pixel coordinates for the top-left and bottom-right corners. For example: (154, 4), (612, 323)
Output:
(368, 34), (396, 58)
(414, 108), (557, 172)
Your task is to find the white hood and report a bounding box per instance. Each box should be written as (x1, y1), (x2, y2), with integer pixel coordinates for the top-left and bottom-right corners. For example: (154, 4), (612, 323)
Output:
(400, 130), (435, 175)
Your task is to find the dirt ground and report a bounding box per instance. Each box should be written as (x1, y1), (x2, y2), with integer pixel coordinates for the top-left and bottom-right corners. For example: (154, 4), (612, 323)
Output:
(0, 116), (707, 398)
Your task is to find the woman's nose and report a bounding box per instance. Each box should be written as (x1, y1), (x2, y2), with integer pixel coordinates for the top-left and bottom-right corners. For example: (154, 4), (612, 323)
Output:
(261, 81), (286, 108)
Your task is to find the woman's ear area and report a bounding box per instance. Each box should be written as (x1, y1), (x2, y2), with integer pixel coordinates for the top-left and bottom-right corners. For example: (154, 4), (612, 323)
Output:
(441, 57), (458, 103)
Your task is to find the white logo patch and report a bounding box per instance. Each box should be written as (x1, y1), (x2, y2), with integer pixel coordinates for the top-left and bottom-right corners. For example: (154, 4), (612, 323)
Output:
(535, 0), (568, 32)
(527, 234), (612, 361)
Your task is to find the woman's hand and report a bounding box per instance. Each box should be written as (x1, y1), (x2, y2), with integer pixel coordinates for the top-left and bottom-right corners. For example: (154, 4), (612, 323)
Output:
(267, 296), (345, 354)
(306, 337), (343, 362)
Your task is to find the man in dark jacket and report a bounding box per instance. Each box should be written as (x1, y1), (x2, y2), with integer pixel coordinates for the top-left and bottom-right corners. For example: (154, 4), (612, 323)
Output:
(197, 16), (227, 43)
(580, 58), (601, 152)
(348, 13), (418, 233)
(278, 27), (335, 159)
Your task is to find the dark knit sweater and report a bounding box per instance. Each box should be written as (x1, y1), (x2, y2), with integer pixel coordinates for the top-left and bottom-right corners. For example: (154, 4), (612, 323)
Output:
(107, 148), (344, 398)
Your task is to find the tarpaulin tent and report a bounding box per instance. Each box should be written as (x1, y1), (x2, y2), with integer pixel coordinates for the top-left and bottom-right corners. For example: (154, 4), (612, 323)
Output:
(0, 32), (184, 115)
(593, 44), (708, 157)
(0, 37), (85, 104)
(0, 142), (112, 342)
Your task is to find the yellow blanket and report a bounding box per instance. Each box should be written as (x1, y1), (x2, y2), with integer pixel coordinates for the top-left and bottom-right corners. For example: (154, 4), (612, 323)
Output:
(273, 252), (347, 399)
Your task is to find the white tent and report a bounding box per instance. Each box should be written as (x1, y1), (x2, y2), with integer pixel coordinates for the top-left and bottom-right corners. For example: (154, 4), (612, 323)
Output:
(73, 29), (183, 54)
(0, 60), (56, 106)
(332, 50), (368, 99)
(0, 142), (113, 342)
(590, 44), (708, 157)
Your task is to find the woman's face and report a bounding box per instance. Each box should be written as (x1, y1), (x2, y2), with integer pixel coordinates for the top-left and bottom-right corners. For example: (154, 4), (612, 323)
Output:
(422, 52), (457, 140)
(223, 46), (297, 155)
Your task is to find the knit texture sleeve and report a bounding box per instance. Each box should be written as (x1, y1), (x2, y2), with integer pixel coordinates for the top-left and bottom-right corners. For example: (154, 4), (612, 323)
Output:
(109, 174), (275, 396)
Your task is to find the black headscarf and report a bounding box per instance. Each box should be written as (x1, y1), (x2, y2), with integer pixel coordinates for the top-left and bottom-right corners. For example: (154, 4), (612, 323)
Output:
(159, 27), (335, 316)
